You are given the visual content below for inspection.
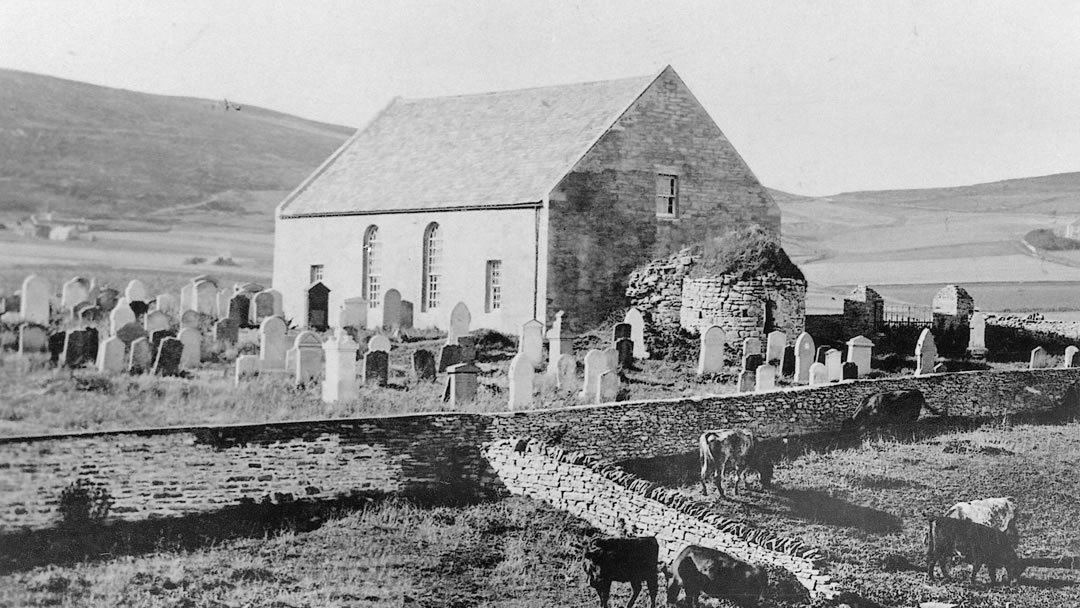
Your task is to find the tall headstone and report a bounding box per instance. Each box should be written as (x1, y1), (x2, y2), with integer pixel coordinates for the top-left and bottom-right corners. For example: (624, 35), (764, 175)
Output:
(579, 349), (605, 404)
(234, 354), (259, 385)
(755, 364), (776, 392)
(62, 330), (89, 368)
(252, 290), (277, 325)
(615, 338), (634, 370)
(551, 354), (576, 391)
(697, 326), (725, 375)
(846, 335), (874, 378)
(128, 337), (152, 374)
(623, 308), (649, 360)
(291, 331), (323, 385)
(1029, 346), (1050, 370)
(738, 370), (755, 393)
(129, 300), (149, 320)
(179, 283), (196, 313)
(915, 329), (938, 376)
(601, 347), (618, 376)
(545, 310), (573, 360)
(362, 350), (390, 386)
(213, 318), (239, 345)
(109, 298), (134, 335)
(322, 329), (359, 403)
(216, 290), (233, 323)
(382, 289), (402, 329)
(782, 346), (796, 378)
(967, 311), (988, 358)
(61, 278), (90, 313)
(815, 346), (829, 365)
(20, 275), (51, 324)
(48, 331), (66, 365)
(742, 354), (763, 373)
(259, 316), (288, 372)
(412, 349), (437, 381)
(519, 319), (544, 365)
(438, 343), (462, 372)
(180, 310), (201, 329)
(612, 323), (632, 343)
(742, 337), (762, 360)
(507, 352), (535, 409)
(155, 293), (178, 316)
(447, 301), (471, 344)
(794, 332), (816, 384)
(445, 362), (479, 406)
(338, 297), (368, 330)
(765, 331), (786, 366)
(228, 294), (250, 326)
(97, 337), (125, 373)
(124, 279), (147, 304)
(177, 327), (201, 368)
(1065, 345), (1080, 369)
(458, 335), (477, 363)
(809, 362), (829, 386)
(153, 337), (183, 376)
(825, 349), (843, 382)
(597, 370), (619, 403)
(194, 280), (218, 317)
(398, 300), (414, 330)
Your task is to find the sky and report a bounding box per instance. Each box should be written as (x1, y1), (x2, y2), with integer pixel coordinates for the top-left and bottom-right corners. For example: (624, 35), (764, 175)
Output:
(1, 0), (1079, 196)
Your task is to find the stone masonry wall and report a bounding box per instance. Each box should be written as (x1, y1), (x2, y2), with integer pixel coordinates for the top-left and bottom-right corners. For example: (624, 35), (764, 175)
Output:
(1, 368), (1077, 533)
(625, 249), (695, 328)
(483, 438), (840, 598)
(679, 273), (806, 350)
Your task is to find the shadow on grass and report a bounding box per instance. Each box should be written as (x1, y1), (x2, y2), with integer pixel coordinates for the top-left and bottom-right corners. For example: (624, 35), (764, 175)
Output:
(775, 488), (903, 534)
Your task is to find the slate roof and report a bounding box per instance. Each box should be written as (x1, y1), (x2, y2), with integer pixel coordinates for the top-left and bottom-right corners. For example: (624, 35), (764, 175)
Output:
(278, 69), (665, 217)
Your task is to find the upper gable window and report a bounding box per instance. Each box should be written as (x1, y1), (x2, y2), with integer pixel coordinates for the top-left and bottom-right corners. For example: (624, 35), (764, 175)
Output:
(310, 264), (324, 283)
(656, 174), (679, 218)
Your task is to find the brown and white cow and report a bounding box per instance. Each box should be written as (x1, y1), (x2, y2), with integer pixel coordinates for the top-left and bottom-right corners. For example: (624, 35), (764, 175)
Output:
(926, 515), (1023, 585)
(582, 536), (659, 608)
(841, 389), (936, 431)
(945, 497), (1020, 547)
(664, 545), (768, 607)
(699, 429), (772, 497)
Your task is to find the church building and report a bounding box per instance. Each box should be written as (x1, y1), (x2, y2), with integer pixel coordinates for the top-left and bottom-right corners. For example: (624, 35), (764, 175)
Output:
(273, 66), (780, 333)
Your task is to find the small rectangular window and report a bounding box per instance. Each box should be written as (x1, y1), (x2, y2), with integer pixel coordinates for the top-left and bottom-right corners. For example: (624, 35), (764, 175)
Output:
(485, 260), (502, 312)
(309, 264), (324, 283)
(656, 174), (678, 218)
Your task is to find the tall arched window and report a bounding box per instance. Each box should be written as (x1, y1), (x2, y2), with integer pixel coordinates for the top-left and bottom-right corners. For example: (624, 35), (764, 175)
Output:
(422, 222), (442, 311)
(362, 225), (380, 308)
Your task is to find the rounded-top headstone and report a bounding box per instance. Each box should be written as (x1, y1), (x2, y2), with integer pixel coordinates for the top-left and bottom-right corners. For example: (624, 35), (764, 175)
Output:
(367, 334), (391, 353)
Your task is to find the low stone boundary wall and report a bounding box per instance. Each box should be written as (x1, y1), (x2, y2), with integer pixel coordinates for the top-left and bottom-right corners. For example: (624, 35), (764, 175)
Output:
(483, 438), (840, 598)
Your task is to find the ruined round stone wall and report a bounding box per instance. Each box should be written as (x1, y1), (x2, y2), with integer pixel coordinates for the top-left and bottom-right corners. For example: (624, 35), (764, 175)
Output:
(625, 248), (695, 327)
(679, 273), (806, 347)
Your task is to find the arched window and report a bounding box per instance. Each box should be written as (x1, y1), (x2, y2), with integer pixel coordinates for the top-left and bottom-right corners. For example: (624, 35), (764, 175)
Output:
(422, 222), (442, 311)
(362, 225), (380, 309)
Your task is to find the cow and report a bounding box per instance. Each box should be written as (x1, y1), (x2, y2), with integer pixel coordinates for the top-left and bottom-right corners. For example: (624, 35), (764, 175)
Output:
(945, 497), (1020, 547)
(663, 545), (768, 607)
(841, 389), (936, 431)
(926, 515), (1023, 585)
(699, 429), (771, 497)
(582, 536), (659, 608)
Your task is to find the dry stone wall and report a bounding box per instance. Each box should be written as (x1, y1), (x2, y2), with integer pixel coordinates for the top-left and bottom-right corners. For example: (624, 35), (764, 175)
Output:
(483, 438), (839, 597)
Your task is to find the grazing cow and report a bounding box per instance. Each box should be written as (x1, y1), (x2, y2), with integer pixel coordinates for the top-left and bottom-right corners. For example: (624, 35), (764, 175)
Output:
(926, 515), (1023, 585)
(664, 545), (768, 607)
(841, 389), (933, 431)
(582, 536), (659, 608)
(699, 429), (771, 497)
(945, 497), (1020, 546)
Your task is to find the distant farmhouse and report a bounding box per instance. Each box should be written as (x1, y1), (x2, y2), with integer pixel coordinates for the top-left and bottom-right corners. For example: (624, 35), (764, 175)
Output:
(273, 66), (780, 333)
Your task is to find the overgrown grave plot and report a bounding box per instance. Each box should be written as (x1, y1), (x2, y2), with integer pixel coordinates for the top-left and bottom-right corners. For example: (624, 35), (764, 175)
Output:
(629, 420), (1080, 607)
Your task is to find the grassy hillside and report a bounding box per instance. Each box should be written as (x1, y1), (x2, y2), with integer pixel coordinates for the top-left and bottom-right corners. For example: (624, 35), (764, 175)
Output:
(0, 69), (352, 221)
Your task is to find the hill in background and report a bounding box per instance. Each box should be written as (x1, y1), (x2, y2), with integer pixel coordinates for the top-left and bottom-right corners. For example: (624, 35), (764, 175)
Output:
(0, 69), (353, 229)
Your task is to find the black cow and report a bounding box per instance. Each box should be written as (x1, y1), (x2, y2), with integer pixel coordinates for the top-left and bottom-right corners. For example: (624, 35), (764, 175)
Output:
(699, 429), (772, 497)
(841, 389), (935, 431)
(664, 545), (768, 607)
(582, 536), (659, 608)
(926, 515), (1023, 585)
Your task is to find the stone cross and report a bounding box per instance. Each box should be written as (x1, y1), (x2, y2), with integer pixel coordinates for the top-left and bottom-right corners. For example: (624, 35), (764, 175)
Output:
(794, 332), (815, 384)
(623, 307), (649, 359)
(507, 352), (534, 409)
(846, 335), (874, 378)
(519, 319), (544, 365)
(915, 329), (937, 376)
(697, 325), (725, 375)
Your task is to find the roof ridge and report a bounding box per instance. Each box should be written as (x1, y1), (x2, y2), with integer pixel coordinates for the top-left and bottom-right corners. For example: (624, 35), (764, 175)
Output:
(395, 71), (659, 104)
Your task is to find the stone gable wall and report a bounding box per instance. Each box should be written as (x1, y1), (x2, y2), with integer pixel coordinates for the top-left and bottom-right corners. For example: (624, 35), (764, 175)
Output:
(1, 368), (1076, 533)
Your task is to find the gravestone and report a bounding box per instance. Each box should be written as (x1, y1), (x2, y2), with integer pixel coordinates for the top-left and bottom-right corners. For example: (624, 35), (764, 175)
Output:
(825, 349), (843, 381)
(445, 362), (479, 406)
(97, 337), (125, 374)
(782, 346), (796, 377)
(213, 318), (239, 345)
(48, 331), (66, 364)
(507, 352), (534, 409)
(96, 288), (119, 312)
(841, 361), (859, 380)
(18, 325), (47, 354)
(552, 354), (576, 391)
(809, 362), (829, 386)
(228, 295), (250, 326)
(519, 319), (544, 366)
(62, 329), (89, 368)
(124, 279), (147, 304)
(742, 337), (761, 360)
(190, 274), (219, 288)
(150, 329), (173, 351)
(448, 301), (472, 345)
(1065, 345), (1080, 368)
(259, 316), (288, 372)
(216, 290), (233, 323)
(765, 331), (786, 366)
(116, 322), (147, 347)
(155, 293), (178, 316)
(110, 298), (135, 335)
(238, 282), (264, 295)
(178, 327), (201, 368)
(179, 283), (196, 313)
(915, 329), (937, 376)
(82, 327), (99, 364)
(382, 289), (402, 329)
(438, 344), (462, 372)
(234, 355), (260, 385)
(742, 354), (763, 373)
(545, 310), (573, 359)
(601, 347), (618, 375)
(815, 346), (829, 365)
(362, 350), (390, 386)
(458, 336), (477, 363)
(597, 370), (619, 403)
(623, 308), (649, 359)
(933, 362), (947, 373)
(322, 329), (359, 403)
(79, 305), (103, 324)
(967, 311), (988, 358)
(180, 310), (201, 329)
(367, 334), (391, 354)
(128, 337), (153, 374)
(1029, 346), (1050, 370)
(846, 335), (874, 378)
(579, 349), (605, 404)
(697, 325), (725, 375)
(153, 337), (183, 376)
(306, 282), (331, 330)
(755, 364), (776, 392)
(615, 338), (634, 370)
(398, 300), (414, 330)
(612, 323), (632, 343)
(130, 300), (148, 319)
(291, 331), (323, 385)
(20, 275), (51, 324)
(61, 278), (90, 312)
(412, 349), (437, 381)
(194, 280), (218, 317)
(339, 297), (367, 330)
(737, 370), (755, 393)
(252, 290), (278, 325)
